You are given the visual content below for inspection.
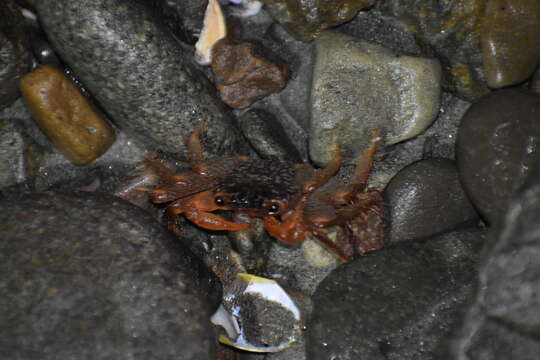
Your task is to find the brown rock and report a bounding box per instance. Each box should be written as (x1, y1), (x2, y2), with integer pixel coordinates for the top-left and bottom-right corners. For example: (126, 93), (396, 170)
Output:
(19, 65), (115, 165)
(482, 0), (540, 88)
(211, 39), (288, 109)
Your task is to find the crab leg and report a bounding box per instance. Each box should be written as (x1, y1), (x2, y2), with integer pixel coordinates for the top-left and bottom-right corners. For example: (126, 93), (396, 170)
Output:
(167, 191), (250, 231)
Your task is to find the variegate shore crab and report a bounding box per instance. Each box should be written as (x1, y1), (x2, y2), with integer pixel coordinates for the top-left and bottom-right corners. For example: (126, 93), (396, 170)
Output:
(144, 123), (385, 262)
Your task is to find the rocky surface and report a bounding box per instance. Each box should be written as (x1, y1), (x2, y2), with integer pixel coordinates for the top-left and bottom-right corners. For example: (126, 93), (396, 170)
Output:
(260, 0), (375, 41)
(0, 192), (221, 360)
(452, 166), (540, 360)
(456, 88), (540, 224)
(307, 229), (486, 360)
(310, 31), (441, 166)
(481, 0), (540, 88)
(384, 158), (479, 244)
(0, 0), (32, 110)
(37, 0), (244, 159)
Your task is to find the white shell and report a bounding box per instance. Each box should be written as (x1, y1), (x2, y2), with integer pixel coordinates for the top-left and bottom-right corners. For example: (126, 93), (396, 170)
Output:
(194, 0), (227, 65)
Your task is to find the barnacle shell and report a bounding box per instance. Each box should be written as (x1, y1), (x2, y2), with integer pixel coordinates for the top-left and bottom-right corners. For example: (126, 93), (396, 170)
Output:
(211, 273), (301, 353)
(194, 0), (227, 65)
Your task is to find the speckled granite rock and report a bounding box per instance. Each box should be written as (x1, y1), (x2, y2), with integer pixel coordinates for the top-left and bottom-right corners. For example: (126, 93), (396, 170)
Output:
(37, 0), (244, 159)
(456, 89), (540, 224)
(0, 0), (32, 110)
(0, 119), (31, 189)
(0, 192), (221, 360)
(307, 228), (486, 360)
(482, 0), (540, 88)
(384, 158), (479, 244)
(310, 31), (441, 166)
(376, 0), (490, 101)
(452, 166), (540, 359)
(259, 0), (376, 41)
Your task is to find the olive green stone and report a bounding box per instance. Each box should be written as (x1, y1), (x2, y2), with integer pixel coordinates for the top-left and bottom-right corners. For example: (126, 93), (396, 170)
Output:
(260, 0), (375, 41)
(482, 0), (540, 88)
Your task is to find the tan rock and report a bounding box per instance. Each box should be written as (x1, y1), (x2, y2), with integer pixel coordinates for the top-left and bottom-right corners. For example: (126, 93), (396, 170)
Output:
(20, 65), (115, 165)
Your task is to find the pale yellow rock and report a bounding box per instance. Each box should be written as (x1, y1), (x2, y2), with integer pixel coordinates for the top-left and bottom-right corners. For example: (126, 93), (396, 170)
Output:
(20, 65), (115, 165)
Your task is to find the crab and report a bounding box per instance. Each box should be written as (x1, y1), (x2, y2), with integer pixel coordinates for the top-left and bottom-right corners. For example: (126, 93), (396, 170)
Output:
(144, 123), (385, 262)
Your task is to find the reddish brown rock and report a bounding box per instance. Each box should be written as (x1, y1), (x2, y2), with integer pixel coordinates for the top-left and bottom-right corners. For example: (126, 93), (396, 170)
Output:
(19, 65), (115, 165)
(211, 39), (288, 109)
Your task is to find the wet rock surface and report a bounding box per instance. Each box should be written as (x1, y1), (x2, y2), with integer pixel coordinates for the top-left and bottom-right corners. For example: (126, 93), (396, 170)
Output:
(453, 167), (540, 360)
(37, 0), (243, 158)
(0, 0), (32, 110)
(0, 192), (221, 360)
(307, 229), (486, 360)
(310, 31), (441, 166)
(0, 119), (32, 189)
(481, 0), (540, 88)
(384, 158), (479, 244)
(456, 88), (540, 224)
(260, 0), (375, 41)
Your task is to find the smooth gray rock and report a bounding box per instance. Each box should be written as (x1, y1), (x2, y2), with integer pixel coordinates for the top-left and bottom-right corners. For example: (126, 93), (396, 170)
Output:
(0, 192), (221, 360)
(37, 0), (244, 159)
(384, 158), (479, 244)
(310, 31), (441, 166)
(307, 229), (486, 360)
(456, 89), (540, 224)
(452, 167), (540, 359)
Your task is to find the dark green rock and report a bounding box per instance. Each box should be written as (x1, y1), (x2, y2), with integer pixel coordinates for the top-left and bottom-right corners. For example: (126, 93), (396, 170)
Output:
(260, 0), (376, 41)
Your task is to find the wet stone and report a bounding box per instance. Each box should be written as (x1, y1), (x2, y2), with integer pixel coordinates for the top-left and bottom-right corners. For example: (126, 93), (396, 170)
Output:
(37, 0), (243, 159)
(238, 108), (301, 161)
(452, 166), (540, 359)
(0, 192), (221, 360)
(259, 0), (376, 41)
(310, 31), (441, 166)
(20, 65), (116, 165)
(307, 228), (486, 360)
(456, 88), (540, 224)
(151, 0), (206, 45)
(0, 0), (32, 111)
(384, 158), (479, 244)
(0, 119), (31, 189)
(211, 39), (289, 109)
(376, 0), (490, 101)
(482, 0), (540, 88)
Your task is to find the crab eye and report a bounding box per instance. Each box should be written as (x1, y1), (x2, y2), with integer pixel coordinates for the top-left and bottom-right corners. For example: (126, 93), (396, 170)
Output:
(267, 202), (281, 215)
(215, 196), (225, 206)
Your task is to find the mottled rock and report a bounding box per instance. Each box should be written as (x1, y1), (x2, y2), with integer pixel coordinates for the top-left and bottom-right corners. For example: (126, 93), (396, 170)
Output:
(384, 158), (479, 244)
(452, 166), (540, 359)
(377, 0), (490, 101)
(211, 39), (288, 109)
(310, 31), (441, 166)
(20, 65), (116, 165)
(37, 0), (243, 159)
(238, 108), (301, 161)
(260, 0), (375, 41)
(0, 119), (30, 188)
(307, 229), (486, 360)
(482, 0), (540, 88)
(0, 0), (32, 110)
(456, 89), (540, 224)
(0, 192), (221, 360)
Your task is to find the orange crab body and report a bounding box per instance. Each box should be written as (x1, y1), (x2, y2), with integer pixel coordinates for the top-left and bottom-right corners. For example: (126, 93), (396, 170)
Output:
(145, 124), (385, 262)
